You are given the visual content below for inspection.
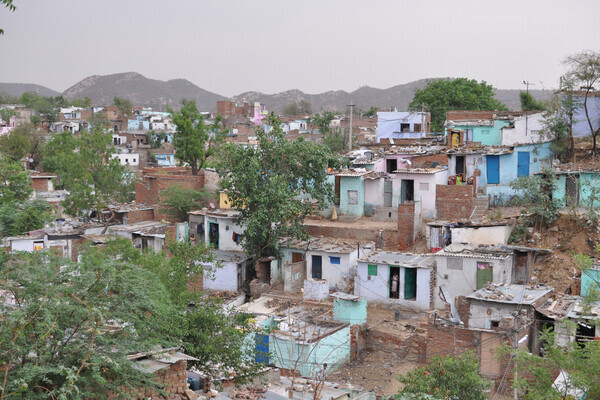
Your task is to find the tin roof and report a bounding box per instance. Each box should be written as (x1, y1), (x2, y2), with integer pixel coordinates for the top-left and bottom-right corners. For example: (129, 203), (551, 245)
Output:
(435, 243), (512, 260)
(467, 283), (553, 305)
(358, 250), (434, 268)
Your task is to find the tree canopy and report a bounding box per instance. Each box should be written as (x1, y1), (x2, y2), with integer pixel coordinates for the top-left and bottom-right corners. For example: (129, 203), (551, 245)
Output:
(395, 350), (490, 400)
(282, 100), (312, 116)
(217, 114), (335, 259)
(409, 78), (508, 132)
(170, 100), (226, 175)
(520, 91), (546, 111)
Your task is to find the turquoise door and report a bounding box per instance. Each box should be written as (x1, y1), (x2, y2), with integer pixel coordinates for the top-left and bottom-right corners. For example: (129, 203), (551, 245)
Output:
(517, 152), (530, 177)
(487, 155), (500, 184)
(404, 268), (417, 299)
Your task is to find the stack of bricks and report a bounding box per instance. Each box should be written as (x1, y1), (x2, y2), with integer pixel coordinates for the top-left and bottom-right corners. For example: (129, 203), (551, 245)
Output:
(397, 202), (416, 249)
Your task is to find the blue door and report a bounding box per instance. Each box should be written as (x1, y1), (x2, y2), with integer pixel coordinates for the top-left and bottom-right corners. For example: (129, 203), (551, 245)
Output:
(517, 152), (530, 177)
(255, 333), (269, 364)
(487, 155), (500, 184)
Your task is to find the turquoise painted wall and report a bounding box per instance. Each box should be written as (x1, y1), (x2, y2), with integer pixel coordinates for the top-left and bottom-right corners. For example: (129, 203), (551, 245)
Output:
(448, 120), (509, 147)
(553, 172), (600, 208)
(340, 176), (364, 217)
(270, 326), (351, 376)
(333, 298), (367, 325)
(485, 142), (552, 198)
(581, 268), (600, 297)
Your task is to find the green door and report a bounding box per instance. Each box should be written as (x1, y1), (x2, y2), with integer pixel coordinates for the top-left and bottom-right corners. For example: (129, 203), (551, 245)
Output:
(404, 268), (417, 299)
(476, 262), (493, 289)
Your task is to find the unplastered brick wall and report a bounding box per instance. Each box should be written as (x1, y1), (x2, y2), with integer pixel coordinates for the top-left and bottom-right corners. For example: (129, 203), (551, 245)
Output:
(411, 153), (448, 166)
(435, 184), (474, 220)
(120, 209), (155, 224)
(108, 360), (188, 400)
(397, 201), (421, 250)
(304, 224), (403, 251)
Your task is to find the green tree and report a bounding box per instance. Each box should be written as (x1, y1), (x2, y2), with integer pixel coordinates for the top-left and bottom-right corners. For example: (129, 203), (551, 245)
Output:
(41, 128), (129, 226)
(282, 100), (312, 116)
(0, 108), (16, 123)
(362, 106), (379, 118)
(395, 350), (490, 400)
(217, 114), (335, 259)
(170, 100), (226, 175)
(322, 128), (348, 153)
(0, 244), (183, 399)
(563, 51), (600, 155)
(0, 0), (15, 35)
(0, 159), (32, 204)
(146, 130), (166, 149)
(409, 78), (508, 132)
(520, 91), (546, 111)
(509, 167), (561, 230)
(0, 199), (53, 236)
(159, 186), (212, 222)
(0, 123), (32, 162)
(308, 111), (336, 134)
(69, 97), (92, 108)
(113, 96), (133, 119)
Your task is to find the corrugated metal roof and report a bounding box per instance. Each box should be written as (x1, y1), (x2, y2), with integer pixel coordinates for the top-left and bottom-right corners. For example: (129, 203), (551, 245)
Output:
(358, 250), (434, 268)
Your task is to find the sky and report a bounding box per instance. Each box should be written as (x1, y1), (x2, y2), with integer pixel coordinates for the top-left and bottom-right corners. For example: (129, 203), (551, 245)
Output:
(1, 0), (599, 97)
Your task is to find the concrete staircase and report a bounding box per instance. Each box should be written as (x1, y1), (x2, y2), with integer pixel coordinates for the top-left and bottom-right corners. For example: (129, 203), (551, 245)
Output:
(470, 196), (489, 219)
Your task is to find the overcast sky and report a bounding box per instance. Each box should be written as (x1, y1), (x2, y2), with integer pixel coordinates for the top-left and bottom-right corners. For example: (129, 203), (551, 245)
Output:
(1, 0), (599, 97)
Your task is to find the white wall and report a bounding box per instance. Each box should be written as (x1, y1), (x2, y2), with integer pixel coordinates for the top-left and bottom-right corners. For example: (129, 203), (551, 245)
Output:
(355, 262), (431, 310)
(451, 225), (513, 246)
(203, 260), (238, 291)
(501, 113), (546, 146)
(112, 153), (139, 166)
(434, 255), (512, 309)
(196, 215), (244, 252)
(469, 302), (520, 329)
(392, 170), (448, 218)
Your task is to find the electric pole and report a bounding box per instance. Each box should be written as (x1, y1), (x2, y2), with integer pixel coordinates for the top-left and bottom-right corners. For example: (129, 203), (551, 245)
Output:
(522, 80), (535, 136)
(347, 103), (355, 152)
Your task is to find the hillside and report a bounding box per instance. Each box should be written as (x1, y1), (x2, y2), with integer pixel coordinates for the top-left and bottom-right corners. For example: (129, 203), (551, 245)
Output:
(0, 83), (60, 98)
(62, 72), (227, 111)
(2, 73), (552, 113)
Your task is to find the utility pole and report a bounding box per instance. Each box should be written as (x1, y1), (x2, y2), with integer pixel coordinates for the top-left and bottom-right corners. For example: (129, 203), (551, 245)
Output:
(522, 80), (535, 136)
(347, 103), (355, 152)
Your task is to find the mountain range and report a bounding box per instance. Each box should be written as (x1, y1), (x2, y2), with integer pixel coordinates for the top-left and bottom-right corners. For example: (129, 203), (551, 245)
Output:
(0, 72), (553, 113)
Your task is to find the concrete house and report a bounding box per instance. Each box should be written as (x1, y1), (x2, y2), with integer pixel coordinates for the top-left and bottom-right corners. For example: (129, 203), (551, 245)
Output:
(188, 208), (252, 292)
(355, 251), (434, 310)
(329, 169), (386, 218)
(426, 220), (514, 253)
(279, 237), (374, 293)
(391, 166), (448, 218)
(434, 244), (514, 309)
(376, 111), (430, 142)
(550, 168), (600, 208)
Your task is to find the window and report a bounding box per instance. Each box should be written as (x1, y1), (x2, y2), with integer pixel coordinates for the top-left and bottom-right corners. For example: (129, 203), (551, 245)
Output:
(133, 158), (136, 163)
(400, 123), (410, 132)
(481, 129), (490, 135)
(348, 190), (358, 205)
(413, 123), (421, 132)
(447, 257), (463, 270)
(125, 158), (128, 163)
(419, 182), (429, 191)
(368, 264), (378, 276)
(330, 256), (340, 264)
(386, 159), (398, 173)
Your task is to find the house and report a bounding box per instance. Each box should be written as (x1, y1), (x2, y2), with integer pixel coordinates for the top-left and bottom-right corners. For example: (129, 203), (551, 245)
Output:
(329, 169), (386, 218)
(391, 166), (448, 218)
(109, 220), (167, 252)
(550, 168), (600, 208)
(135, 167), (206, 213)
(426, 220), (514, 253)
(112, 150), (140, 167)
(355, 250), (434, 310)
(445, 111), (513, 147)
(376, 111), (430, 142)
(188, 208), (256, 292)
(279, 237), (374, 293)
(581, 264), (600, 297)
(434, 244), (514, 309)
(464, 283), (554, 351)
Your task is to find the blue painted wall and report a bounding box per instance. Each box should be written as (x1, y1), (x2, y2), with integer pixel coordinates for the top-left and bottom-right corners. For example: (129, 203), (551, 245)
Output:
(333, 298), (367, 325)
(339, 176), (365, 217)
(484, 142), (552, 198)
(553, 172), (600, 208)
(581, 268), (600, 297)
(447, 120), (509, 147)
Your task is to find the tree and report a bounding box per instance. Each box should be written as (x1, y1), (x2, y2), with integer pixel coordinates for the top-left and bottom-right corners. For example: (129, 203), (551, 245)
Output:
(520, 91), (546, 111)
(159, 186), (212, 222)
(563, 51), (600, 155)
(395, 350), (490, 400)
(0, 108), (16, 124)
(409, 78), (508, 132)
(0, 0), (16, 35)
(41, 128), (129, 227)
(217, 114), (335, 260)
(69, 97), (91, 108)
(113, 96), (132, 119)
(0, 243), (183, 399)
(362, 106), (379, 118)
(0, 123), (46, 169)
(0, 199), (53, 236)
(308, 111), (336, 134)
(282, 100), (312, 116)
(509, 168), (561, 230)
(170, 100), (226, 175)
(0, 159), (32, 204)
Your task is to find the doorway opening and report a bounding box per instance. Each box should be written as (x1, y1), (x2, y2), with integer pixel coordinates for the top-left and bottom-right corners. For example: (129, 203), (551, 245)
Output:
(389, 266), (400, 299)
(404, 268), (416, 299)
(386, 159), (398, 173)
(312, 255), (322, 279)
(400, 180), (414, 203)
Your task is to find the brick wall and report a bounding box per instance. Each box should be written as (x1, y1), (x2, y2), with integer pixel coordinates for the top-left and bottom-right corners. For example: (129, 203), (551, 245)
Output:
(31, 177), (51, 191)
(397, 203), (415, 250)
(109, 360), (188, 400)
(123, 209), (155, 224)
(425, 323), (479, 362)
(435, 185), (474, 220)
(411, 153), (448, 167)
(304, 224), (403, 251)
(135, 168), (205, 220)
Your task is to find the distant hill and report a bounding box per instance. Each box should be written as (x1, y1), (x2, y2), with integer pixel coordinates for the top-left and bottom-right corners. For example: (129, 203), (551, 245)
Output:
(62, 72), (227, 111)
(233, 79), (553, 114)
(0, 83), (60, 98)
(1, 73), (552, 113)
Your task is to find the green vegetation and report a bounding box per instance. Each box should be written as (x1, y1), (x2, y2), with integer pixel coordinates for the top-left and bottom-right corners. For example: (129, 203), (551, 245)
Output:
(520, 91), (546, 111)
(217, 113), (335, 259)
(170, 100), (226, 175)
(282, 100), (312, 116)
(0, 199), (53, 236)
(409, 78), (507, 132)
(394, 351), (490, 400)
(159, 186), (212, 222)
(509, 168), (561, 229)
